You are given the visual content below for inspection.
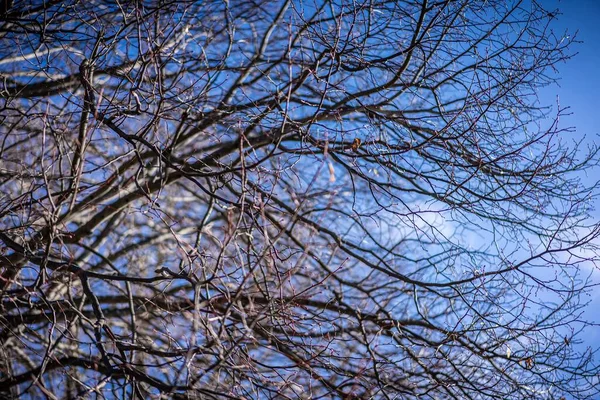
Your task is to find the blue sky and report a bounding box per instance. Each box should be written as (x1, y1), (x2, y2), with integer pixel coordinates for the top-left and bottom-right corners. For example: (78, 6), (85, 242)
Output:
(546, 0), (600, 136)
(542, 0), (600, 340)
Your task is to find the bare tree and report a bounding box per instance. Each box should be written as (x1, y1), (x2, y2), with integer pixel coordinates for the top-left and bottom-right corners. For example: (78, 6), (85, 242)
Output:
(0, 0), (599, 399)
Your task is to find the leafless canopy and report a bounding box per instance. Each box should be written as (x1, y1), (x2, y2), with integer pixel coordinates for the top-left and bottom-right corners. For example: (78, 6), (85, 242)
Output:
(1, 0), (599, 399)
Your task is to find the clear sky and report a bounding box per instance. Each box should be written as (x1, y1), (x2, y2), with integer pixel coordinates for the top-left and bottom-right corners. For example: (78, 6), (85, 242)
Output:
(543, 0), (600, 342)
(546, 0), (600, 136)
